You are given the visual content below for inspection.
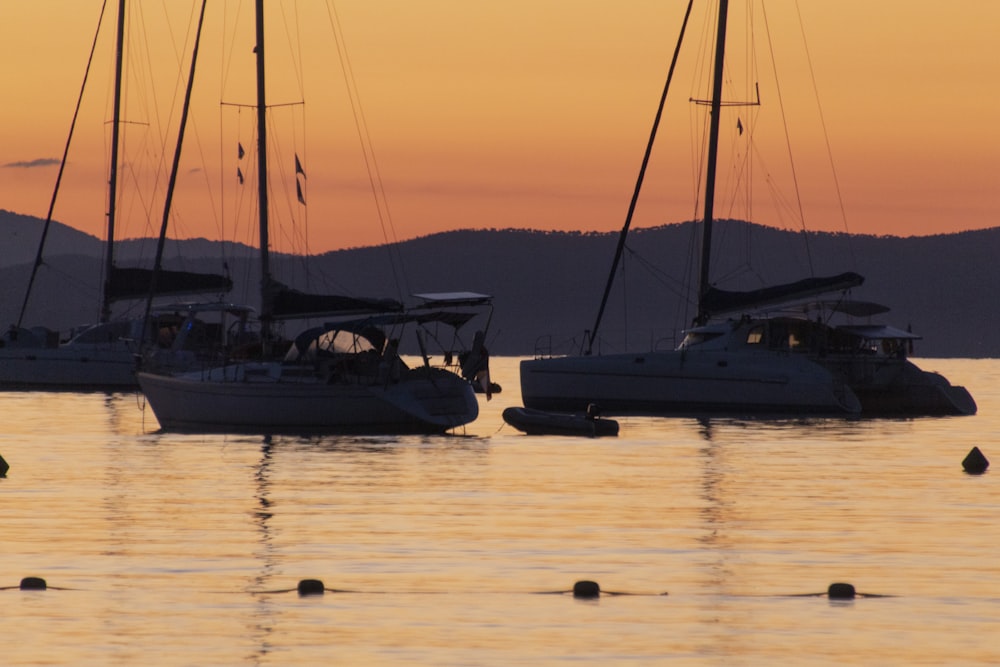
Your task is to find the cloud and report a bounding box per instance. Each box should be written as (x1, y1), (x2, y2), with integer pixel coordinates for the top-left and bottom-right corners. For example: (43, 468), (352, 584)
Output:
(4, 158), (60, 169)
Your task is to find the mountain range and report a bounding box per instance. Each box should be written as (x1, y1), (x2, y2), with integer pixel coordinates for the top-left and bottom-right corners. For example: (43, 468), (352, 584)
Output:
(0, 208), (994, 357)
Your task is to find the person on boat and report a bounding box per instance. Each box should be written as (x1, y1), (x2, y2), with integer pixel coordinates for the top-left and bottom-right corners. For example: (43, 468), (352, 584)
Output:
(379, 338), (403, 383)
(460, 330), (492, 400)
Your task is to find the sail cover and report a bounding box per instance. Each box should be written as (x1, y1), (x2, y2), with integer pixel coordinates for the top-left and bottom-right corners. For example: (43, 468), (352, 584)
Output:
(266, 280), (403, 320)
(107, 267), (233, 302)
(700, 271), (864, 317)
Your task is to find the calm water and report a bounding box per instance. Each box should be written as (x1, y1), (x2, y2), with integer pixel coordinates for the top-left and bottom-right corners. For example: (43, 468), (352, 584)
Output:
(1, 357), (997, 666)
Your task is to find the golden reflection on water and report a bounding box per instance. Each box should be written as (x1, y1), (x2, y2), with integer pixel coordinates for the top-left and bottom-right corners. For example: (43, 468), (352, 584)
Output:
(0, 358), (998, 665)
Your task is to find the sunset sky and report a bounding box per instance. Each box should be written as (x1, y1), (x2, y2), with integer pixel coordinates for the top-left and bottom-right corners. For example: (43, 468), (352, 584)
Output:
(1, 1), (997, 254)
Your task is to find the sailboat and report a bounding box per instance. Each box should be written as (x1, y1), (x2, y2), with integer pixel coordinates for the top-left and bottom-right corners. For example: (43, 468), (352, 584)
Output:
(136, 0), (485, 434)
(0, 0), (233, 390)
(519, 0), (975, 418)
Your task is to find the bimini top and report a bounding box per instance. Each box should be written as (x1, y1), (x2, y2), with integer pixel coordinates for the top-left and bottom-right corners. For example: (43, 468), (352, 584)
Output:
(837, 324), (922, 341)
(289, 309), (484, 357)
(799, 300), (891, 318)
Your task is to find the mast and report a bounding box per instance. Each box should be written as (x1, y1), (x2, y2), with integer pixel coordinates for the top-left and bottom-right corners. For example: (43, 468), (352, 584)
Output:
(17, 1), (109, 329)
(140, 0), (208, 343)
(696, 0), (730, 325)
(254, 0), (273, 345)
(585, 0), (694, 355)
(101, 0), (127, 323)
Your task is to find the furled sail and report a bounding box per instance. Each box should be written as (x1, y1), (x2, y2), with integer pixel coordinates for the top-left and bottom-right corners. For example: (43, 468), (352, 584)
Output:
(700, 271), (864, 318)
(265, 279), (403, 320)
(107, 266), (233, 302)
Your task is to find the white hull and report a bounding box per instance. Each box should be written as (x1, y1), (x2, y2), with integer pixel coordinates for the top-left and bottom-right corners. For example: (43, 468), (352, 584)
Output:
(521, 349), (862, 416)
(0, 346), (138, 390)
(137, 364), (479, 434)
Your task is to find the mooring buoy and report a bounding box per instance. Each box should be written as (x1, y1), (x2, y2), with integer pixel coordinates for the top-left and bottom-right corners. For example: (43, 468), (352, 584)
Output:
(573, 580), (601, 599)
(297, 579), (325, 596)
(20, 577), (47, 591)
(962, 447), (989, 475)
(827, 582), (856, 600)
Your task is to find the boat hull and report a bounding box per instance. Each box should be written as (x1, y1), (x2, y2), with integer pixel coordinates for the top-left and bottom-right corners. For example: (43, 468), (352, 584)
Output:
(819, 357), (977, 416)
(0, 347), (138, 390)
(502, 406), (619, 437)
(137, 365), (479, 434)
(520, 350), (862, 416)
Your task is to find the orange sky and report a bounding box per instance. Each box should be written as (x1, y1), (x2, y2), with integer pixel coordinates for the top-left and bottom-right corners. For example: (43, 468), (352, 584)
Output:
(2, 1), (998, 254)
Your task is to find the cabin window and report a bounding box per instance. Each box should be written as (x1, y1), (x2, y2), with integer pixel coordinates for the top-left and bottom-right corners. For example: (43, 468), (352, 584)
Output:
(679, 331), (724, 348)
(746, 326), (765, 345)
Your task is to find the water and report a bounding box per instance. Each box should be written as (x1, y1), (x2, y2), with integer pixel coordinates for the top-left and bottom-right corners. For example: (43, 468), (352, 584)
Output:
(1, 358), (997, 665)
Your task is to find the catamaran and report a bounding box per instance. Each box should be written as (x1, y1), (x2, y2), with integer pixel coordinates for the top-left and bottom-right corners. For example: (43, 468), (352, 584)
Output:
(520, 0), (974, 417)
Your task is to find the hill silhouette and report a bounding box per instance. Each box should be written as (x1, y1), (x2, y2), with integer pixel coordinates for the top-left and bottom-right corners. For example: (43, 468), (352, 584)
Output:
(0, 209), (994, 357)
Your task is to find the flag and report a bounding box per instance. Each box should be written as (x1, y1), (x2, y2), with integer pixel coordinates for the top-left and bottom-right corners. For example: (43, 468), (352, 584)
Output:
(238, 142), (245, 159)
(737, 118), (743, 135)
(295, 153), (306, 179)
(296, 179), (306, 205)
(237, 167), (244, 184)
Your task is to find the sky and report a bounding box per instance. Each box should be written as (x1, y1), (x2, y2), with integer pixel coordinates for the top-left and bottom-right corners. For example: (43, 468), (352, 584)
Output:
(1, 1), (998, 254)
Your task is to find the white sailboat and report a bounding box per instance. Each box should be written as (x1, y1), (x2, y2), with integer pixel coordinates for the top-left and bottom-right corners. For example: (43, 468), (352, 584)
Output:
(137, 1), (485, 434)
(520, 0), (975, 418)
(0, 0), (233, 390)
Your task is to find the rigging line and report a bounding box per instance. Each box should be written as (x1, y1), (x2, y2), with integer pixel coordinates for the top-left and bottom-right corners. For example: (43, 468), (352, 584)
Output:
(17, 0), (111, 328)
(794, 1), (855, 262)
(129, 1), (176, 242)
(685, 9), (718, 316)
(155, 0), (225, 261)
(182, 107), (226, 269)
(325, 0), (409, 301)
(278, 0), (310, 260)
(585, 0), (694, 355)
(280, 0), (308, 96)
(141, 0), (209, 346)
(760, 3), (814, 275)
(622, 243), (694, 303)
(217, 6), (229, 276)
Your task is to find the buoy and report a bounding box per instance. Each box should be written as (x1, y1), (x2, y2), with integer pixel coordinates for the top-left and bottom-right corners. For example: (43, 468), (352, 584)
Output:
(20, 577), (47, 591)
(573, 580), (601, 599)
(827, 582), (855, 600)
(0, 453), (8, 477)
(297, 579), (325, 596)
(962, 447), (989, 475)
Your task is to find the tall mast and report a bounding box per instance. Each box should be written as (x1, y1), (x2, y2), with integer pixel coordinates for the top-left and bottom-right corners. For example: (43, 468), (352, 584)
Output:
(101, 0), (127, 323)
(584, 0), (694, 355)
(254, 0), (273, 341)
(696, 0), (729, 325)
(140, 0), (209, 343)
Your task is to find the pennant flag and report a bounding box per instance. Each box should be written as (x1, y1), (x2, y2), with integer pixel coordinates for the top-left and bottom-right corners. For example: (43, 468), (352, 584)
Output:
(736, 118), (743, 135)
(237, 167), (244, 184)
(295, 153), (306, 179)
(296, 179), (306, 205)
(238, 143), (245, 159)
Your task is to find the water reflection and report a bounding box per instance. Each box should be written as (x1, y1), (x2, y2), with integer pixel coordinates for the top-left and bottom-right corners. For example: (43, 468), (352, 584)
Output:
(697, 436), (735, 591)
(2, 359), (998, 665)
(250, 440), (277, 666)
